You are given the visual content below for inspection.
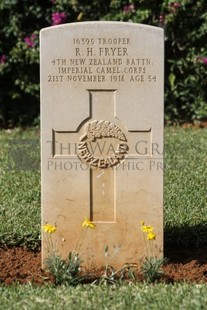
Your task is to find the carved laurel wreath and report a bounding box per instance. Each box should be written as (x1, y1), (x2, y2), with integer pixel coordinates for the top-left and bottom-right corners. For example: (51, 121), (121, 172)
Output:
(78, 120), (128, 169)
(80, 120), (127, 142)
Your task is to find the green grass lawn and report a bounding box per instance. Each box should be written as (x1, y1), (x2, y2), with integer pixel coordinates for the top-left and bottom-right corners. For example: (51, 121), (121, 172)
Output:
(0, 127), (206, 249)
(0, 127), (207, 309)
(0, 128), (40, 249)
(164, 127), (207, 247)
(0, 283), (207, 310)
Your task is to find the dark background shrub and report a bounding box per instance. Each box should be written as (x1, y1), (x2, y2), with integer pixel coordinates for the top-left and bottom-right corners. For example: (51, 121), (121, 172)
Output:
(0, 0), (206, 127)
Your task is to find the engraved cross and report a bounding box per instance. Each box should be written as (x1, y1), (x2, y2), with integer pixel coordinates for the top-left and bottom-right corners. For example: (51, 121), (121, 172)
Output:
(52, 90), (151, 222)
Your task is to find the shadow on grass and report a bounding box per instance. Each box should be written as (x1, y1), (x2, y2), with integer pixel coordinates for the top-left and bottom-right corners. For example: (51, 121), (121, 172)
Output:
(164, 223), (207, 263)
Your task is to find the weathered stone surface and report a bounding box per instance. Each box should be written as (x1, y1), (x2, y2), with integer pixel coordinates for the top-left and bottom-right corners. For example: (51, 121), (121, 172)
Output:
(40, 22), (164, 269)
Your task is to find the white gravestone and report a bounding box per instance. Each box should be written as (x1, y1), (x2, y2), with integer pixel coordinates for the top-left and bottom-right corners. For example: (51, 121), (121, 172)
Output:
(40, 22), (164, 268)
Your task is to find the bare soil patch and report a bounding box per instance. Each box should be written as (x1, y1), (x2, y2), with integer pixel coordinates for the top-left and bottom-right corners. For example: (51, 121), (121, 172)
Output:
(1, 246), (207, 285)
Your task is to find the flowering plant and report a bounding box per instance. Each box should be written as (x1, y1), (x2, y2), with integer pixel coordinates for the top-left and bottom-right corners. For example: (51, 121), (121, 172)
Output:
(42, 223), (57, 234)
(42, 223), (57, 256)
(82, 217), (96, 229)
(42, 217), (96, 285)
(0, 54), (6, 64)
(140, 221), (167, 283)
(42, 222), (82, 285)
(24, 33), (37, 48)
(0, 0), (207, 126)
(140, 221), (156, 240)
(51, 12), (67, 25)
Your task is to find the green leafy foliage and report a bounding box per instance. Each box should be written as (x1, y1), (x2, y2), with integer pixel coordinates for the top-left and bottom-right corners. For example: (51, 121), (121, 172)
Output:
(0, 0), (207, 126)
(164, 1), (207, 124)
(45, 252), (83, 286)
(103, 0), (207, 124)
(92, 245), (136, 285)
(141, 257), (168, 283)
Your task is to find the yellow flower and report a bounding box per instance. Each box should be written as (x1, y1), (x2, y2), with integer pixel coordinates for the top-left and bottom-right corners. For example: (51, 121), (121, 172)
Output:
(147, 231), (156, 240)
(141, 225), (154, 234)
(141, 221), (156, 240)
(82, 217), (96, 229)
(42, 224), (57, 234)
